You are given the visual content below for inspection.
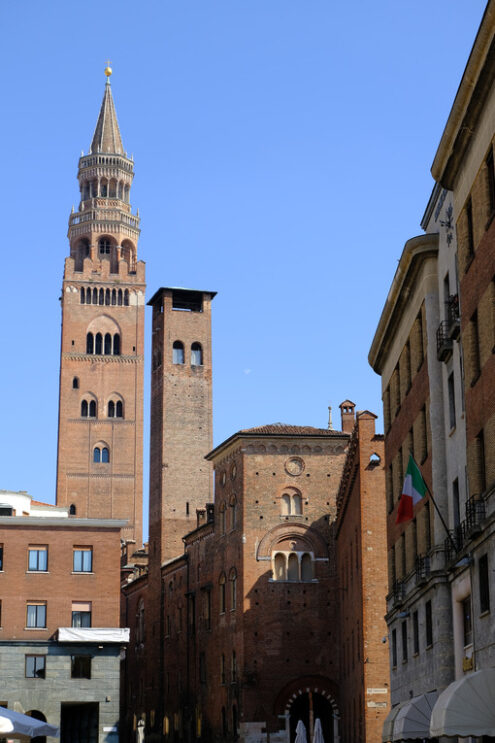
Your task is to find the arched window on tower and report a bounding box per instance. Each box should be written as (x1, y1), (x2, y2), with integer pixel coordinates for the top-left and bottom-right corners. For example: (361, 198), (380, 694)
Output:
(111, 289), (116, 306)
(95, 333), (102, 355)
(124, 290), (129, 306)
(173, 341), (185, 364)
(86, 288), (91, 304)
(191, 342), (203, 366)
(301, 553), (313, 581)
(229, 568), (237, 610)
(80, 288), (85, 304)
(105, 289), (110, 306)
(219, 574), (226, 613)
(287, 553), (299, 581)
(118, 289), (123, 306)
(104, 333), (112, 355)
(99, 289), (104, 306)
(93, 447), (101, 463)
(113, 334), (120, 356)
(102, 447), (109, 463)
(99, 238), (111, 255)
(86, 333), (94, 354)
(108, 401), (115, 418)
(116, 401), (123, 418)
(69, 504), (76, 516)
(89, 400), (96, 417)
(274, 552), (286, 581)
(92, 288), (97, 305)
(81, 400), (88, 417)
(72, 377), (79, 389)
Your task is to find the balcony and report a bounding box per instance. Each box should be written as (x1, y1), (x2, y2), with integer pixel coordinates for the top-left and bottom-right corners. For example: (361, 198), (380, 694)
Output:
(57, 627), (130, 643)
(437, 321), (453, 362)
(446, 294), (460, 340)
(392, 580), (405, 607)
(415, 554), (431, 585)
(465, 494), (485, 538)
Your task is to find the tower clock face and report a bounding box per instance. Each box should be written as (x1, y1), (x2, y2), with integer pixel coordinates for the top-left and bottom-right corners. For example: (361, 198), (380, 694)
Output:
(285, 457), (304, 476)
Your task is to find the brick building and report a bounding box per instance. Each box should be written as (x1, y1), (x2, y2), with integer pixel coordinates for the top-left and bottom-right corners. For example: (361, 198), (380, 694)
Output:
(335, 409), (389, 743)
(0, 489), (128, 741)
(370, 2), (495, 739)
(56, 69), (145, 545)
(123, 400), (389, 743)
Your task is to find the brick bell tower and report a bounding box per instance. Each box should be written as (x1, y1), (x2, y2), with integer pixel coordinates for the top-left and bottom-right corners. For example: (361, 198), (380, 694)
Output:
(55, 68), (145, 543)
(148, 287), (215, 562)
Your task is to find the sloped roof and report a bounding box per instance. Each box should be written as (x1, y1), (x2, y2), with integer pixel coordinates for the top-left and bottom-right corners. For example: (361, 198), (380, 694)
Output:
(90, 79), (124, 154)
(239, 423), (346, 436)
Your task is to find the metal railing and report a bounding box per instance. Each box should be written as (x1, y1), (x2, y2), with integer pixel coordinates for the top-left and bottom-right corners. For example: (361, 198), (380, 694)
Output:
(446, 294), (460, 339)
(436, 321), (453, 361)
(415, 554), (431, 584)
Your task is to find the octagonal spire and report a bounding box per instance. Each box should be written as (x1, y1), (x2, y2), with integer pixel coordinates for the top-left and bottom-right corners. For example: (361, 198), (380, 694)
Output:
(90, 77), (124, 155)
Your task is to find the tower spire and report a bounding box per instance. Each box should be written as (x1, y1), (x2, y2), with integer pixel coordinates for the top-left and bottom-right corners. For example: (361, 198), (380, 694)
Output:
(90, 68), (124, 155)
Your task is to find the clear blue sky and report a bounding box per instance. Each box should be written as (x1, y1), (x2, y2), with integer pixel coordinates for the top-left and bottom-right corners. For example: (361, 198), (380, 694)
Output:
(0, 0), (487, 536)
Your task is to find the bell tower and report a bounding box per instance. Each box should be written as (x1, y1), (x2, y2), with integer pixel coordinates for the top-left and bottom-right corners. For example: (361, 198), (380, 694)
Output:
(55, 68), (145, 543)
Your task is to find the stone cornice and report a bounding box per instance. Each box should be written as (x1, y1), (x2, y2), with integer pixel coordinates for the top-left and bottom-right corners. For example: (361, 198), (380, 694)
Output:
(62, 353), (143, 364)
(432, 2), (495, 188)
(368, 233), (439, 374)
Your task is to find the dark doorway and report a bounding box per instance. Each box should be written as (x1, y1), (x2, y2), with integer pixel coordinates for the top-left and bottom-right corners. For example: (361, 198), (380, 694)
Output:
(26, 710), (47, 743)
(289, 693), (334, 743)
(61, 702), (98, 743)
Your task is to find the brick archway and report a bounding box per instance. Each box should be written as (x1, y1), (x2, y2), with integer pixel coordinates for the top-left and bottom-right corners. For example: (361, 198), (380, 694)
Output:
(274, 677), (340, 743)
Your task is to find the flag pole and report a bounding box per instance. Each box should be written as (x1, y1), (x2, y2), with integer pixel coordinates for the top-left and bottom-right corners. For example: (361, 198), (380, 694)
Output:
(413, 454), (457, 554)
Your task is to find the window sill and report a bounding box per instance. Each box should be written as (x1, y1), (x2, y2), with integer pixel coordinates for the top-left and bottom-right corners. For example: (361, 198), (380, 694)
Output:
(426, 643), (432, 651)
(480, 610), (490, 618)
(24, 627), (48, 631)
(448, 425), (456, 437)
(26, 571), (49, 575)
(71, 572), (94, 577)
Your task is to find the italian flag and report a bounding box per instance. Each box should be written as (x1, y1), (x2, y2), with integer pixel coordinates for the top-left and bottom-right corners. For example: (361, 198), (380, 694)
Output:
(396, 454), (427, 524)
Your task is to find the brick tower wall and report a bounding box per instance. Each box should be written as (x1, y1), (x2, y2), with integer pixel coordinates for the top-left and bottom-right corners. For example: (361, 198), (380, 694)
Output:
(56, 255), (145, 544)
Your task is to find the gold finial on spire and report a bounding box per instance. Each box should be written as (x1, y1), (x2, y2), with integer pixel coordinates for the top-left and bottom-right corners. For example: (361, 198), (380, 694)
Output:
(104, 60), (112, 78)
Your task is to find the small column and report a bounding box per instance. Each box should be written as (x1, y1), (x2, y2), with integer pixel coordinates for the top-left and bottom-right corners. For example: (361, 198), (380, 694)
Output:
(333, 714), (340, 743)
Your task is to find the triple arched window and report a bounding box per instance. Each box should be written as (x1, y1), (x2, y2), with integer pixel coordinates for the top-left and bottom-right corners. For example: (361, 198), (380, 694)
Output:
(272, 551), (314, 582)
(86, 333), (121, 356)
(93, 446), (110, 463)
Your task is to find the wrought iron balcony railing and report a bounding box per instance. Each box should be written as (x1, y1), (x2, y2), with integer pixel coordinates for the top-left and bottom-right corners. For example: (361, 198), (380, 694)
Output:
(437, 321), (453, 362)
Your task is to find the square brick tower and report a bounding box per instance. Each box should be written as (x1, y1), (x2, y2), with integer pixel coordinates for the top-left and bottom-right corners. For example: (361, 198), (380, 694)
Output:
(148, 287), (216, 563)
(56, 70), (145, 544)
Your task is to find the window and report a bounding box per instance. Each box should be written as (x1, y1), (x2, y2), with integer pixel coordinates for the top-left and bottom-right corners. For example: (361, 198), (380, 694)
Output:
(230, 496), (237, 529)
(108, 400), (123, 418)
(220, 654), (226, 685)
(124, 289), (129, 306)
(475, 430), (486, 493)
(413, 610), (419, 654)
(199, 652), (206, 684)
(229, 569), (237, 610)
(173, 341), (184, 364)
(401, 620), (408, 662)
(392, 629), (397, 667)
(108, 400), (114, 418)
(280, 490), (303, 515)
(25, 655), (46, 679)
(191, 342), (203, 366)
(73, 548), (92, 573)
(220, 503), (226, 535)
(72, 602), (91, 628)
(479, 555), (490, 614)
(72, 377), (79, 389)
(69, 504), (76, 516)
(104, 333), (112, 355)
(113, 334), (120, 355)
(71, 655), (91, 679)
(425, 600), (433, 648)
(466, 197), (475, 258)
(28, 546), (48, 572)
(86, 333), (94, 354)
(231, 650), (237, 682)
(26, 603), (46, 628)
(137, 599), (145, 644)
(448, 372), (456, 429)
(204, 589), (211, 630)
(99, 238), (111, 255)
(453, 478), (460, 529)
(462, 595), (472, 646)
(470, 311), (481, 382)
(487, 147), (495, 215)
(0, 544), (3, 570)
(272, 551), (314, 582)
(81, 399), (96, 418)
(95, 332), (102, 354)
(219, 574), (226, 613)
(93, 446), (109, 463)
(188, 593), (196, 636)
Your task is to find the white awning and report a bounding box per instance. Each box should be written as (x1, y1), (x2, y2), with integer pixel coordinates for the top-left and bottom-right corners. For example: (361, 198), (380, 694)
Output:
(430, 669), (495, 738)
(382, 703), (404, 742)
(57, 627), (129, 643)
(393, 691), (437, 741)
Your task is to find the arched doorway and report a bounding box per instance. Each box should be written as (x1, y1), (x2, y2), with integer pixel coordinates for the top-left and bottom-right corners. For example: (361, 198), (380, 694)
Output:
(289, 692), (334, 743)
(25, 710), (47, 743)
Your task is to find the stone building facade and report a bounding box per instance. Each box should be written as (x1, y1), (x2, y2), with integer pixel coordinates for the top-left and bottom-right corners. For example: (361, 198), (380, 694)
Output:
(0, 489), (128, 742)
(370, 2), (495, 738)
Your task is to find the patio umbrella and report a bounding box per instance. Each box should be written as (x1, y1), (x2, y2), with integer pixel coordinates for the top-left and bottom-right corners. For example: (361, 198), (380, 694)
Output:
(0, 716), (14, 734)
(0, 707), (59, 737)
(313, 718), (324, 743)
(295, 720), (307, 743)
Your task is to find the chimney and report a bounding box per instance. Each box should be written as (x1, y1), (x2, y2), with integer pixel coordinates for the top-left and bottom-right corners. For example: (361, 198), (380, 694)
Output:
(339, 400), (356, 434)
(328, 406), (333, 430)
